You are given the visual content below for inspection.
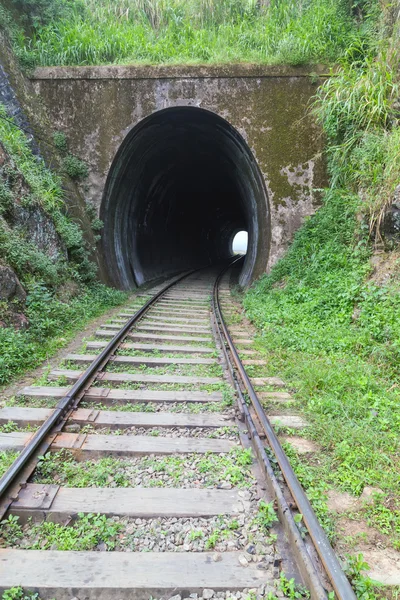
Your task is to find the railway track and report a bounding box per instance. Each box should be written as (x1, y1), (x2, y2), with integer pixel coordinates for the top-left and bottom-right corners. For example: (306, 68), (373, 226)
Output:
(0, 265), (355, 599)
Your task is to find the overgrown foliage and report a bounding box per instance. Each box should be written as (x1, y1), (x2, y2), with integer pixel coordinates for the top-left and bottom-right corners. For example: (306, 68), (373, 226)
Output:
(2, 0), (377, 68)
(2, 588), (49, 600)
(0, 512), (122, 550)
(245, 190), (400, 547)
(0, 107), (127, 385)
(0, 105), (95, 284)
(312, 13), (400, 237)
(0, 282), (127, 384)
(244, 5), (400, 572)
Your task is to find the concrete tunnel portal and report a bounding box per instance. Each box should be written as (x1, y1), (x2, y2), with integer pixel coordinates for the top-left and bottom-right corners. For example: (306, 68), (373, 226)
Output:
(100, 107), (271, 289)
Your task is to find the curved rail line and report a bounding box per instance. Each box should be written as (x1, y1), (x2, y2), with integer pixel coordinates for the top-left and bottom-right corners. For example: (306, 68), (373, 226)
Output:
(0, 264), (355, 599)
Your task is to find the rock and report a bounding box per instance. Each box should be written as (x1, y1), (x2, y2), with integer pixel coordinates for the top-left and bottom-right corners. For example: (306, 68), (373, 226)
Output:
(360, 486), (384, 504)
(13, 204), (66, 261)
(219, 482), (232, 490)
(246, 544), (256, 555)
(97, 541), (107, 552)
(0, 265), (26, 303)
(238, 490), (251, 500)
(212, 552), (222, 562)
(238, 554), (249, 567)
(326, 490), (359, 513)
(57, 281), (80, 302)
(203, 589), (215, 599)
(9, 312), (29, 330)
(168, 595), (181, 600)
(64, 424), (81, 433)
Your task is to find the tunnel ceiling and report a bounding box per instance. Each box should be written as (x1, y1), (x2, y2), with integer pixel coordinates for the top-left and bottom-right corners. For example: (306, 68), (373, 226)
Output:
(100, 107), (270, 289)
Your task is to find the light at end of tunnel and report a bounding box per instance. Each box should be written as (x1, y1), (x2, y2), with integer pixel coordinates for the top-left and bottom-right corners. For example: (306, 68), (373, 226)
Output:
(232, 230), (248, 255)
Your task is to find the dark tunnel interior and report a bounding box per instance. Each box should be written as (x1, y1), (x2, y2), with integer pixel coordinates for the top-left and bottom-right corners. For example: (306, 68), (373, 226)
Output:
(100, 107), (270, 289)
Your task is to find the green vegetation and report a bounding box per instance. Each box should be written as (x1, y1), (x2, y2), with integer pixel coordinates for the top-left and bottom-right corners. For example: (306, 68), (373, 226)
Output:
(2, 588), (46, 600)
(2, 0), (377, 68)
(0, 106), (95, 283)
(245, 188), (400, 547)
(0, 282), (127, 385)
(52, 131), (89, 179)
(2, 588), (51, 600)
(312, 34), (400, 235)
(254, 500), (278, 531)
(244, 2), (400, 569)
(0, 451), (19, 478)
(34, 447), (254, 488)
(0, 513), (122, 550)
(0, 106), (128, 385)
(266, 572), (311, 599)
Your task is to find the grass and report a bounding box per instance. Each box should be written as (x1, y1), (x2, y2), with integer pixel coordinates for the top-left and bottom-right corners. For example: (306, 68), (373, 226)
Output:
(0, 451), (19, 478)
(4, 0), (377, 69)
(0, 513), (122, 550)
(0, 284), (128, 385)
(241, 10), (400, 571)
(102, 361), (223, 377)
(0, 103), (132, 386)
(0, 105), (96, 285)
(244, 189), (400, 552)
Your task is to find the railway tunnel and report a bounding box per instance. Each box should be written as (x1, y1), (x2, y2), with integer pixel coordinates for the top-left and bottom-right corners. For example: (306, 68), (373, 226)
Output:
(100, 107), (270, 289)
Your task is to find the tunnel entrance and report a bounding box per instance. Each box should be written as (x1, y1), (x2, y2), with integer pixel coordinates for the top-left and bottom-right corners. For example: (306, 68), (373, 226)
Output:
(100, 107), (270, 289)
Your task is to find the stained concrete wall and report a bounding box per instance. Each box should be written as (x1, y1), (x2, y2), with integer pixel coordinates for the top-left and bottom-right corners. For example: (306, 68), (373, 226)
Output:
(31, 64), (327, 273)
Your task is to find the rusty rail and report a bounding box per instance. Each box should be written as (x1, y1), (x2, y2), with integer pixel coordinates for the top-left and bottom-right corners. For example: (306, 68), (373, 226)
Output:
(0, 269), (196, 514)
(212, 261), (356, 600)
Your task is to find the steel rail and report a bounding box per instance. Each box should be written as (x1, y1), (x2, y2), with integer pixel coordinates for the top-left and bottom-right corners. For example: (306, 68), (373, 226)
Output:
(212, 262), (356, 600)
(0, 269), (197, 503)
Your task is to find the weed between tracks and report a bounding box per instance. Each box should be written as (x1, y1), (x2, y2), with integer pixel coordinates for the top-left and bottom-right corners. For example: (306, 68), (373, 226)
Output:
(5, 396), (58, 409)
(76, 424), (239, 440)
(80, 398), (234, 413)
(78, 362), (224, 378)
(0, 501), (279, 562)
(116, 349), (219, 359)
(33, 447), (254, 489)
(0, 451), (19, 478)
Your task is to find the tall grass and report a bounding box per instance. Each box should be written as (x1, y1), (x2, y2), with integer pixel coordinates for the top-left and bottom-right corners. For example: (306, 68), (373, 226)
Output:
(11, 0), (367, 67)
(312, 37), (400, 237)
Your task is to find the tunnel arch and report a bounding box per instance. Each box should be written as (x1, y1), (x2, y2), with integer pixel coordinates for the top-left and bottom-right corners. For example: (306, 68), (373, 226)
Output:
(100, 106), (270, 289)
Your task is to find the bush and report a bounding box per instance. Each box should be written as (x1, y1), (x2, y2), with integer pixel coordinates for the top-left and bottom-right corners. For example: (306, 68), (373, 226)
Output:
(10, 0), (84, 28)
(53, 131), (68, 154)
(0, 180), (13, 215)
(62, 154), (89, 179)
(0, 282), (127, 385)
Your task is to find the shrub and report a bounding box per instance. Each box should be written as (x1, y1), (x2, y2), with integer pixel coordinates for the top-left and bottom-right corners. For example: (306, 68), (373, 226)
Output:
(52, 131), (68, 154)
(62, 154), (89, 179)
(0, 282), (127, 384)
